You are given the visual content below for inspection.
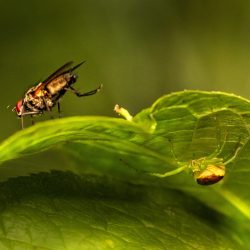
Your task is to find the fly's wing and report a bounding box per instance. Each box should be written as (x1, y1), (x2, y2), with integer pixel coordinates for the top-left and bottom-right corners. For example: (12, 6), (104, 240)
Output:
(44, 61), (85, 84)
(34, 61), (85, 93)
(43, 61), (74, 84)
(69, 61), (85, 73)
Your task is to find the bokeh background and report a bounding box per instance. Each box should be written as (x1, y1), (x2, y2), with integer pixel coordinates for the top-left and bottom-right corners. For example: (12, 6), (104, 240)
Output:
(1, 0), (250, 141)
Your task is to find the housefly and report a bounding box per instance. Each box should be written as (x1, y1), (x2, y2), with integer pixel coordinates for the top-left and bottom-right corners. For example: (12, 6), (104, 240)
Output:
(12, 61), (102, 128)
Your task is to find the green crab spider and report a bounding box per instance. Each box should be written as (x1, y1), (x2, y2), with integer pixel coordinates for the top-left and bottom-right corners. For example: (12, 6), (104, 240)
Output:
(114, 105), (243, 185)
(151, 132), (243, 185)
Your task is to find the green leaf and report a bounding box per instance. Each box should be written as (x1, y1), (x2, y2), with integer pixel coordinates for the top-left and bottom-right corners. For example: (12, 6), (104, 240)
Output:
(0, 171), (243, 250)
(0, 90), (250, 249)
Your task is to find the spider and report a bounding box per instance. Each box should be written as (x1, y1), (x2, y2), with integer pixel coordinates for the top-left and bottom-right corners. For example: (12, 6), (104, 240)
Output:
(150, 133), (243, 185)
(114, 105), (244, 185)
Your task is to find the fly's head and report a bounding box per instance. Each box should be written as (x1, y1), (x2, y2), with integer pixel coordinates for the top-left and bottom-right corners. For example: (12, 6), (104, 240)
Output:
(12, 99), (24, 117)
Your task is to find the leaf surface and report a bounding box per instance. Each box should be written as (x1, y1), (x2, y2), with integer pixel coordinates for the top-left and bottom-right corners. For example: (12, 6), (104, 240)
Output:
(0, 90), (250, 249)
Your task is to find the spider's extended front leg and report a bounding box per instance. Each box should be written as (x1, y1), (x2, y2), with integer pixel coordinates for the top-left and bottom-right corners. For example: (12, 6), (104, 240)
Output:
(149, 139), (188, 178)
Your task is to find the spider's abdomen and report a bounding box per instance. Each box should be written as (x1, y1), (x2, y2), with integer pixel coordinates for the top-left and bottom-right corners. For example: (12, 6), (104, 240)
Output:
(194, 164), (225, 185)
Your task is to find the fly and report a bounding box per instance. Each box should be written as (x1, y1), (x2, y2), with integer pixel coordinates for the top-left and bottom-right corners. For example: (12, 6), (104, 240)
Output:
(12, 61), (102, 128)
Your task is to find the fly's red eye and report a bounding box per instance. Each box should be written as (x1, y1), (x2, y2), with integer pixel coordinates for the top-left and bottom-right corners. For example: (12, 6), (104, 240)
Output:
(15, 100), (23, 115)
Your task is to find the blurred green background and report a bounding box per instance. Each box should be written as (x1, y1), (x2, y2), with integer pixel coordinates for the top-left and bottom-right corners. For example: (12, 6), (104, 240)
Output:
(1, 0), (250, 140)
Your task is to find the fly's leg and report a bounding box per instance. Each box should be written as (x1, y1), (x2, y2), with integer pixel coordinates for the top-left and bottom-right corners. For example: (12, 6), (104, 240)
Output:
(42, 97), (51, 112)
(68, 84), (103, 97)
(19, 111), (42, 129)
(57, 101), (61, 118)
(31, 115), (34, 125)
(21, 115), (24, 129)
(18, 104), (24, 129)
(42, 97), (54, 119)
(18, 103), (25, 129)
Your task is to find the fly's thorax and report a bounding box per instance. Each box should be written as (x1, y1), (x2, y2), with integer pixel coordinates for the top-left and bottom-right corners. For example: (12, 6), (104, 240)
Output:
(24, 94), (44, 112)
(46, 73), (77, 95)
(23, 89), (53, 112)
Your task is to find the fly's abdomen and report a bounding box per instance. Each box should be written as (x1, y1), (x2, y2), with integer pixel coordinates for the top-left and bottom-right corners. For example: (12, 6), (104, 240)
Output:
(46, 73), (77, 95)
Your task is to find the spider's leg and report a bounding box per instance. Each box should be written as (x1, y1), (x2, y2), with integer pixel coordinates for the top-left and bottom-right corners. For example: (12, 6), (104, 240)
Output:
(168, 138), (184, 165)
(224, 137), (243, 165)
(150, 138), (187, 178)
(150, 165), (187, 178)
(209, 115), (228, 158)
